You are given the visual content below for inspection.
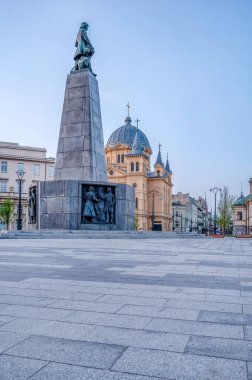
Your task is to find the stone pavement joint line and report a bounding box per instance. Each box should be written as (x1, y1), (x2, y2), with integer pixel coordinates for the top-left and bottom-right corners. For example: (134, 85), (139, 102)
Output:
(0, 238), (251, 379)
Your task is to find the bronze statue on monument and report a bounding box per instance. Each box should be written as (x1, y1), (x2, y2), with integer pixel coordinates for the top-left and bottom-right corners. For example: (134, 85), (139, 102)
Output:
(73, 22), (95, 72)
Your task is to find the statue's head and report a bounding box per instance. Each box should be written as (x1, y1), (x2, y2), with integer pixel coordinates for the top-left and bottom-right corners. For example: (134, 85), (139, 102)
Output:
(107, 187), (111, 193)
(81, 22), (89, 30)
(89, 186), (94, 192)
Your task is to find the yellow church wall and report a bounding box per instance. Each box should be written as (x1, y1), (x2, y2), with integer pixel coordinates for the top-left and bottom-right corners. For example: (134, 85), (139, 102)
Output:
(105, 121), (172, 231)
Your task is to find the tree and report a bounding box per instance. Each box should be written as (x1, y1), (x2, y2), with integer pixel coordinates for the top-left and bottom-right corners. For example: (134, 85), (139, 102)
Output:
(217, 186), (235, 235)
(0, 199), (14, 230)
(134, 215), (140, 230)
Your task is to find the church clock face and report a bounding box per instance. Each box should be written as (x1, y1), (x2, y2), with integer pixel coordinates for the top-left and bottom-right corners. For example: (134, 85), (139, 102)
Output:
(109, 170), (113, 175)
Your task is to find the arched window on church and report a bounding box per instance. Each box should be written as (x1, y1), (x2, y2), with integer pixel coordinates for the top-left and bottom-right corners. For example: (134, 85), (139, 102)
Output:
(136, 162), (139, 172)
(136, 198), (138, 209)
(131, 162), (134, 172)
(117, 155), (120, 163)
(157, 170), (160, 177)
(121, 154), (124, 163)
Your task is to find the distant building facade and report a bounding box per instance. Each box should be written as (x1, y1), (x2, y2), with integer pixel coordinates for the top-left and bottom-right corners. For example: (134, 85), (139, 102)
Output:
(172, 192), (211, 233)
(105, 113), (173, 231)
(0, 141), (55, 230)
(232, 178), (252, 235)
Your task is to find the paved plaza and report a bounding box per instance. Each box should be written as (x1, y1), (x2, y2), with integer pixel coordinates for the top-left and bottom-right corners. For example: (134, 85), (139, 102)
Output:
(0, 238), (252, 379)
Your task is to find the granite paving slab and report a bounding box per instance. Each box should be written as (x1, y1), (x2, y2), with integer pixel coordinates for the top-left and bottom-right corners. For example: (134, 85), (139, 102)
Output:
(0, 294), (57, 307)
(164, 299), (242, 313)
(30, 362), (165, 380)
(63, 310), (151, 329)
(0, 317), (95, 340)
(47, 299), (124, 313)
(247, 362), (252, 380)
(83, 325), (189, 351)
(117, 305), (199, 321)
(0, 355), (48, 380)
(97, 294), (167, 307)
(145, 317), (244, 339)
(185, 335), (252, 360)
(0, 315), (18, 327)
(6, 335), (126, 369)
(112, 347), (247, 380)
(0, 305), (74, 320)
(0, 330), (29, 353)
(198, 310), (252, 325)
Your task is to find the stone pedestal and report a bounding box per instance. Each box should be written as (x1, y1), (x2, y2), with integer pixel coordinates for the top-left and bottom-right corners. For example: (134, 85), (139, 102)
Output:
(39, 63), (134, 231)
(54, 69), (107, 182)
(39, 180), (135, 231)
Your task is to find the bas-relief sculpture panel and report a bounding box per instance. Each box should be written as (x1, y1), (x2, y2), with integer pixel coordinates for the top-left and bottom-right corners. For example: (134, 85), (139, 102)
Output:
(82, 185), (115, 224)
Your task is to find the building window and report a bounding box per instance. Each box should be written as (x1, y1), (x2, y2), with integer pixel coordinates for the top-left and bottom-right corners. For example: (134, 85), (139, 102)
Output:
(136, 162), (139, 172)
(237, 211), (243, 221)
(157, 170), (160, 177)
(1, 161), (7, 173)
(175, 211), (179, 217)
(131, 162), (134, 172)
(17, 162), (24, 171)
(48, 166), (55, 177)
(0, 180), (7, 192)
(121, 154), (124, 163)
(175, 221), (179, 227)
(136, 198), (138, 209)
(33, 164), (40, 176)
(117, 155), (120, 163)
(133, 183), (137, 187)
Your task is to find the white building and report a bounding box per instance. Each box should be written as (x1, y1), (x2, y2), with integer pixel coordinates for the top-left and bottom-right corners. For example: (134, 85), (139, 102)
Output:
(172, 192), (211, 233)
(0, 141), (55, 230)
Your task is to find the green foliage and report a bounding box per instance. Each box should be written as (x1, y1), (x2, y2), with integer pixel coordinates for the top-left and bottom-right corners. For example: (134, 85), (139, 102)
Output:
(0, 199), (14, 230)
(134, 215), (139, 230)
(217, 186), (235, 235)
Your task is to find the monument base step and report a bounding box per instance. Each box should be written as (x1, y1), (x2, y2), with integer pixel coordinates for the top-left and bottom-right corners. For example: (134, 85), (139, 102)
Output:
(0, 230), (208, 239)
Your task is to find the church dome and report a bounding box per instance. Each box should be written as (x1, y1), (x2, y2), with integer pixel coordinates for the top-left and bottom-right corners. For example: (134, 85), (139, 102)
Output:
(106, 116), (151, 150)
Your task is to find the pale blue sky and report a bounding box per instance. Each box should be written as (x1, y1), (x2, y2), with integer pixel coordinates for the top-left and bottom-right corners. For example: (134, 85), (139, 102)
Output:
(0, 0), (251, 207)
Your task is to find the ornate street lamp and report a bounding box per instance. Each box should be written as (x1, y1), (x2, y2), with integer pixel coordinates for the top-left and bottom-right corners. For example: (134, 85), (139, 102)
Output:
(16, 169), (25, 230)
(210, 187), (222, 234)
(172, 209), (175, 231)
(149, 188), (159, 231)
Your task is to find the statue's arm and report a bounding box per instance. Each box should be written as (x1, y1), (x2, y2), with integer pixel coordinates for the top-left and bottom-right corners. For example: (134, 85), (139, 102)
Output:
(75, 39), (78, 47)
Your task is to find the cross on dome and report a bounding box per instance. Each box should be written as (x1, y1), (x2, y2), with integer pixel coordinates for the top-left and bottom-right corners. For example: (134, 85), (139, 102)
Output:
(126, 102), (130, 117)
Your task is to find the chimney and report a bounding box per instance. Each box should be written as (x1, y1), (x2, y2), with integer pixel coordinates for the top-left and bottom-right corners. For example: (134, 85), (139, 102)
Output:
(249, 178), (252, 195)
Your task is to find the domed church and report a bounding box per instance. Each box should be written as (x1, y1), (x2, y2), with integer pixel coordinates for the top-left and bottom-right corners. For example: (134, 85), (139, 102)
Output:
(105, 108), (173, 231)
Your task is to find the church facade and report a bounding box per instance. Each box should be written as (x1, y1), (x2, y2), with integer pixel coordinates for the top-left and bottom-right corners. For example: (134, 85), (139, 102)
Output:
(105, 112), (173, 231)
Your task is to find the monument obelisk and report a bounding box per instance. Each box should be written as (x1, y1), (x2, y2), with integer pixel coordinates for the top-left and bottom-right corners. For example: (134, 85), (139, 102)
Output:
(38, 22), (134, 231)
(54, 22), (107, 182)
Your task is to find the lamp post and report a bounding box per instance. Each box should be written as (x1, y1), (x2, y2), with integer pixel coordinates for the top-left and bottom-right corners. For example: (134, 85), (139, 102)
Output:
(149, 188), (159, 231)
(16, 169), (25, 230)
(172, 209), (175, 231)
(210, 187), (222, 234)
(180, 213), (183, 232)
